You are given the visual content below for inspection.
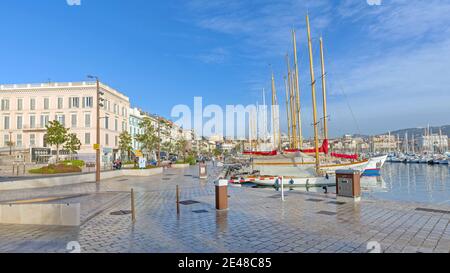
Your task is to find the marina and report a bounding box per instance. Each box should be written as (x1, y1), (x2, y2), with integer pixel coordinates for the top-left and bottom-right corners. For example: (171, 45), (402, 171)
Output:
(0, 165), (450, 254)
(1, 0), (450, 259)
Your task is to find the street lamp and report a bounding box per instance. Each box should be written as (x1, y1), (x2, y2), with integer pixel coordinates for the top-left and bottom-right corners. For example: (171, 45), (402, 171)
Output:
(8, 131), (13, 156)
(87, 75), (104, 183)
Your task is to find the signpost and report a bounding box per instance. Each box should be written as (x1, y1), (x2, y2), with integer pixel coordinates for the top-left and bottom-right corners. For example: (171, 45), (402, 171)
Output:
(138, 157), (147, 169)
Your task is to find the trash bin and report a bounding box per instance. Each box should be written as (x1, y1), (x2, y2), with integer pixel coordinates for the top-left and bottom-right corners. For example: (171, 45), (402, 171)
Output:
(336, 170), (361, 202)
(214, 180), (228, 210)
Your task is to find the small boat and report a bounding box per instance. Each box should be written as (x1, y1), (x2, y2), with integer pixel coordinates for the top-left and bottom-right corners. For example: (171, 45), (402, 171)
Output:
(362, 155), (388, 176)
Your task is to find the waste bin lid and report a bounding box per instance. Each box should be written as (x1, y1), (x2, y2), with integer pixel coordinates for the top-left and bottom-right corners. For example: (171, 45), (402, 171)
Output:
(214, 180), (228, 187)
(335, 169), (360, 175)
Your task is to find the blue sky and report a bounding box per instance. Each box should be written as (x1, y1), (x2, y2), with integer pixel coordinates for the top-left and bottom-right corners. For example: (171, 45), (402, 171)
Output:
(1, 0), (449, 137)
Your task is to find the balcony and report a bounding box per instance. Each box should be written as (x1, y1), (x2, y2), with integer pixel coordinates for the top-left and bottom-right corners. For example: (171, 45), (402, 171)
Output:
(22, 124), (47, 132)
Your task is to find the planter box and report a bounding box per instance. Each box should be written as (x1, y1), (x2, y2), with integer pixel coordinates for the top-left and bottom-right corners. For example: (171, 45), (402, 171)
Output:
(172, 164), (190, 169)
(121, 168), (163, 177)
(0, 203), (80, 226)
(0, 167), (163, 191)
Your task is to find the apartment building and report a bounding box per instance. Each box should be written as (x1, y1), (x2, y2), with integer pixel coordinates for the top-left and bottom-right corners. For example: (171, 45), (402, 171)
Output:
(0, 81), (130, 163)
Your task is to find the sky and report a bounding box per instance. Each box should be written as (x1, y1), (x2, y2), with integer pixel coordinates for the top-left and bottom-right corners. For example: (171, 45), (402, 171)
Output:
(0, 0), (449, 138)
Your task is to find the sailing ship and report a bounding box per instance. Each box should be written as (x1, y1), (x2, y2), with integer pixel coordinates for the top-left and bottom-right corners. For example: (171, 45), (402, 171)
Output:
(245, 14), (387, 187)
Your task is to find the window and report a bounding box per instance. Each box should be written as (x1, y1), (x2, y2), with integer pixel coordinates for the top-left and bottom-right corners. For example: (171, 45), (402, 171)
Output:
(40, 115), (49, 128)
(71, 114), (77, 128)
(17, 99), (23, 111)
(105, 133), (109, 145)
(44, 98), (49, 110)
(85, 133), (91, 145)
(30, 98), (36, 110)
(57, 98), (63, 109)
(56, 114), (65, 126)
(115, 119), (118, 131)
(122, 121), (127, 131)
(69, 97), (80, 108)
(114, 104), (118, 114)
(104, 116), (109, 129)
(30, 134), (36, 146)
(4, 134), (9, 146)
(1, 99), (10, 111)
(85, 113), (91, 128)
(29, 115), (36, 129)
(17, 116), (23, 129)
(4, 116), (10, 130)
(16, 134), (22, 147)
(82, 97), (93, 108)
(115, 136), (118, 147)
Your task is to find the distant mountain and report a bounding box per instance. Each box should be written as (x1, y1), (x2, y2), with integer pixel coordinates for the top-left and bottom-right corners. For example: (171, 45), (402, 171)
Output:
(385, 125), (450, 139)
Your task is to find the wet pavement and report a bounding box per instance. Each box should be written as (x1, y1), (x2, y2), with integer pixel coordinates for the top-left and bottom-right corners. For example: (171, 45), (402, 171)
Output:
(0, 165), (450, 253)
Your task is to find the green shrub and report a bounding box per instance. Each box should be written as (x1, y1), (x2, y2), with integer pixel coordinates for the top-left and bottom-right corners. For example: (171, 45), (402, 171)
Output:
(132, 165), (159, 169)
(60, 160), (85, 167)
(29, 164), (82, 174)
(184, 155), (196, 165)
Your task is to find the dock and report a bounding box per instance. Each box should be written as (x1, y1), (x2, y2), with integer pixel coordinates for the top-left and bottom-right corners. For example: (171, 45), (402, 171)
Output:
(0, 165), (449, 253)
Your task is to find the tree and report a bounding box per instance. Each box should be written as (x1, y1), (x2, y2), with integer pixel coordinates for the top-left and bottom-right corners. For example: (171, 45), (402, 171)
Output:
(162, 141), (174, 155)
(135, 117), (159, 162)
(213, 148), (222, 157)
(64, 133), (81, 160)
(118, 131), (133, 161)
(45, 120), (68, 162)
(175, 137), (189, 161)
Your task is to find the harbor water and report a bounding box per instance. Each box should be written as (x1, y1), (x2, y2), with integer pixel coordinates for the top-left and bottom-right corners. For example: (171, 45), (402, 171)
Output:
(363, 162), (450, 205)
(244, 163), (450, 205)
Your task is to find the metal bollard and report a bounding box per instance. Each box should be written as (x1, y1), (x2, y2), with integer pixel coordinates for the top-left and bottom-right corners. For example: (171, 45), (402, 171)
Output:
(199, 163), (207, 179)
(12, 164), (15, 175)
(176, 185), (180, 215)
(131, 188), (136, 223)
(23, 163), (26, 175)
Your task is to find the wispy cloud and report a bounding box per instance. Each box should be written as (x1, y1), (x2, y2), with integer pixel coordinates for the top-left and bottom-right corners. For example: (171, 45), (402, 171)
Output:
(196, 47), (230, 64)
(179, 0), (450, 135)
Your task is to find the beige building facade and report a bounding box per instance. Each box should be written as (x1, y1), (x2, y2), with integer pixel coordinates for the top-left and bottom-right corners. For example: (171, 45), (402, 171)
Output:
(0, 81), (130, 163)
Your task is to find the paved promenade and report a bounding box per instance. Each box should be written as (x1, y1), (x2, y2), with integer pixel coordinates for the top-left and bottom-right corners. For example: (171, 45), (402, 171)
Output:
(0, 165), (450, 253)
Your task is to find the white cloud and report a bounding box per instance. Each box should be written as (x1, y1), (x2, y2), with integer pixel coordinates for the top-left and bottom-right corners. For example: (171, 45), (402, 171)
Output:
(180, 0), (450, 135)
(197, 47), (229, 64)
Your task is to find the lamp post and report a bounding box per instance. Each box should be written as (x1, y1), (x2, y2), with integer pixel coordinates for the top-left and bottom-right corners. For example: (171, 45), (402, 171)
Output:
(88, 75), (103, 183)
(8, 131), (13, 156)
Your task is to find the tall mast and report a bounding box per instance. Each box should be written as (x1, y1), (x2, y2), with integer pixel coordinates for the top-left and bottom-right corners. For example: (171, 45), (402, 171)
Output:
(292, 29), (303, 149)
(388, 131), (391, 153)
(262, 88), (267, 146)
(405, 132), (408, 154)
(319, 37), (329, 140)
(271, 72), (279, 150)
(286, 54), (297, 149)
(306, 14), (321, 174)
(284, 76), (291, 149)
